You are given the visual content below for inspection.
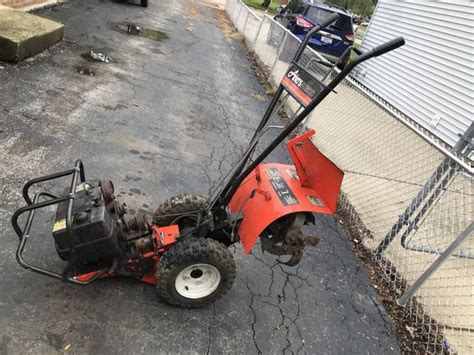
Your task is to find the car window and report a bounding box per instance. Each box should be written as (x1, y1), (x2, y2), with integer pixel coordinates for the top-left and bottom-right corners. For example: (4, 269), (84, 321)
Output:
(285, 0), (306, 14)
(305, 7), (353, 32)
(294, 0), (306, 13)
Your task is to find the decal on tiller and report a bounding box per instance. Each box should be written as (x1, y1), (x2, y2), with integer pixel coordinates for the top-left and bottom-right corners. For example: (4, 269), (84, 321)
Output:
(281, 63), (326, 107)
(286, 168), (299, 180)
(307, 195), (324, 207)
(266, 168), (299, 206)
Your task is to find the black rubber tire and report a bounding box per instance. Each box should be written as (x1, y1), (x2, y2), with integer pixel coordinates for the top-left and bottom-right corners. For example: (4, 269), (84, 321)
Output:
(141, 0), (148, 7)
(153, 194), (207, 227)
(156, 237), (236, 308)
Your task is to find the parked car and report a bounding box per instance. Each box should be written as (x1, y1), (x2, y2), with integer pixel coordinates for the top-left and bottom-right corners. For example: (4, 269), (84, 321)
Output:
(273, 0), (354, 64)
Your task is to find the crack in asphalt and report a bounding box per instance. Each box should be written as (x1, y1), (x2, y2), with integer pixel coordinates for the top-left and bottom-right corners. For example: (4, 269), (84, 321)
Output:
(249, 252), (276, 297)
(206, 302), (216, 355)
(247, 251), (310, 354)
(279, 271), (295, 355)
(245, 279), (263, 354)
(241, 215), (397, 354)
(288, 276), (305, 354)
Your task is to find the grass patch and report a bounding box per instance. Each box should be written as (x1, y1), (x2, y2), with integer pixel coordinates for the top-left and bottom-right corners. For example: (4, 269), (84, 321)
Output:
(350, 31), (365, 61)
(243, 0), (282, 14)
(354, 37), (362, 48)
(350, 40), (361, 62)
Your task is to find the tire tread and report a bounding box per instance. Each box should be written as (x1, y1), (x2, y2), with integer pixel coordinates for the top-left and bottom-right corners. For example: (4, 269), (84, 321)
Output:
(156, 237), (236, 308)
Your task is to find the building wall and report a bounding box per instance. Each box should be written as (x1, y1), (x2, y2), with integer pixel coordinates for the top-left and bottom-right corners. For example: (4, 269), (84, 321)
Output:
(0, 0), (51, 9)
(355, 0), (474, 147)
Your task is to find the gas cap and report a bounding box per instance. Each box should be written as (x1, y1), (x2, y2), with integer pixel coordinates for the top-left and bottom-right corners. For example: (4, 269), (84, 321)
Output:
(75, 212), (88, 223)
(83, 183), (93, 194)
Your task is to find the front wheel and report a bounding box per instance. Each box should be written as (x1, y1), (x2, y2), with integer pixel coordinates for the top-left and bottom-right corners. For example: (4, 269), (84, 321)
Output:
(156, 237), (236, 308)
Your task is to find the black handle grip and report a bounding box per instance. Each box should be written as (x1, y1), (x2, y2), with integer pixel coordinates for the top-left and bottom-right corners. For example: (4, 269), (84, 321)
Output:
(352, 47), (363, 56)
(348, 36), (405, 69)
(318, 12), (339, 30)
(370, 36), (405, 57)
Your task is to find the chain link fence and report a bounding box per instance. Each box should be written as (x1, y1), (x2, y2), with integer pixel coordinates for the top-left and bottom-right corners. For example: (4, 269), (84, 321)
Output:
(225, 0), (473, 353)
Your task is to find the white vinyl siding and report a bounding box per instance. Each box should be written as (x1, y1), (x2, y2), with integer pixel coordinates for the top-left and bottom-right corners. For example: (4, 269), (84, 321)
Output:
(354, 0), (474, 147)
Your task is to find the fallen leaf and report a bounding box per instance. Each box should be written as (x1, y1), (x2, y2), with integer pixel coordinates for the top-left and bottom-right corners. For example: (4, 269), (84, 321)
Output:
(265, 88), (276, 96)
(250, 93), (265, 101)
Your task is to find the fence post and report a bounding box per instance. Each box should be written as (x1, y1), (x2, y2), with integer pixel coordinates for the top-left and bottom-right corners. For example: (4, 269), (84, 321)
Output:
(269, 31), (288, 81)
(231, 0), (238, 21)
(242, 11), (250, 35)
(254, 15), (265, 44)
(397, 222), (474, 306)
(228, 0), (233, 18)
(235, 2), (242, 28)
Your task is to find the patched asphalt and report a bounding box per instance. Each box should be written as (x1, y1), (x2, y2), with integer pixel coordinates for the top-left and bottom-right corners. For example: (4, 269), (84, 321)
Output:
(0, 0), (399, 353)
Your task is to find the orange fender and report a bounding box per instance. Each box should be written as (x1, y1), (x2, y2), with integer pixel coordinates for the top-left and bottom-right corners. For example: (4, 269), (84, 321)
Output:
(229, 130), (344, 254)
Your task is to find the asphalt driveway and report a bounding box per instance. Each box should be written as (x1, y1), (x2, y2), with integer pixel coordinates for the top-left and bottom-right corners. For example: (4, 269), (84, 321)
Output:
(0, 0), (399, 353)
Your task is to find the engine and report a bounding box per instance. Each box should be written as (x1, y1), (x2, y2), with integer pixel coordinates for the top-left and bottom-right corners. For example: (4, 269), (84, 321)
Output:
(52, 180), (150, 266)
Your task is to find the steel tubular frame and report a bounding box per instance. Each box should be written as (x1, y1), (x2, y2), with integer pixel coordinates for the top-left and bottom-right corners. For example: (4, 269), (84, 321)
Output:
(11, 160), (107, 285)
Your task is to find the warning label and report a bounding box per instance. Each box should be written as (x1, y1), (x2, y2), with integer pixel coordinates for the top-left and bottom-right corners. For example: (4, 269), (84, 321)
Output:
(266, 168), (299, 206)
(307, 195), (324, 207)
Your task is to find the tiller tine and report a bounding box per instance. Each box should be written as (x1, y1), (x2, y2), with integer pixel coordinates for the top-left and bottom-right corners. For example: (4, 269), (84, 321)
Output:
(261, 214), (320, 266)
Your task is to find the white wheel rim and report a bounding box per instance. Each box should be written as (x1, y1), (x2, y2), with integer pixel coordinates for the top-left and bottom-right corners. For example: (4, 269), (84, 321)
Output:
(175, 263), (221, 299)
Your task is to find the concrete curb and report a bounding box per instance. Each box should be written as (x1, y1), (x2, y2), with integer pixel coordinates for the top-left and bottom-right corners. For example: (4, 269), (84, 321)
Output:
(0, 4), (64, 62)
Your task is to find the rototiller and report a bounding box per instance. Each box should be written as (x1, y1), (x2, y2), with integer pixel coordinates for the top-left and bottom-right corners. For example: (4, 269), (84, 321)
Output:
(12, 14), (404, 307)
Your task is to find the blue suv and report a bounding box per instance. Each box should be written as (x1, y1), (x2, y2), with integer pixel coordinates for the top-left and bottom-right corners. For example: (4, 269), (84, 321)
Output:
(274, 1), (354, 64)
